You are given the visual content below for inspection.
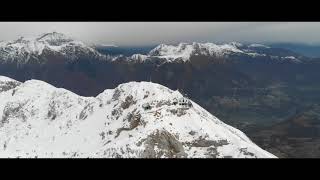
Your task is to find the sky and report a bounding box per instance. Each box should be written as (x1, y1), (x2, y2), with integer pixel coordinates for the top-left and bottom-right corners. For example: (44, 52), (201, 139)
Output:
(0, 22), (320, 46)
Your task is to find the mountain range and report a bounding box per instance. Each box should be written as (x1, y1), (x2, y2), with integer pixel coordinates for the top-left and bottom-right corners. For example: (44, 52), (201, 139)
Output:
(1, 32), (320, 157)
(0, 32), (311, 65)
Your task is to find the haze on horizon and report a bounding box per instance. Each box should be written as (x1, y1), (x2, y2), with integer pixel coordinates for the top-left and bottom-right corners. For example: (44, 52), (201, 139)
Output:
(0, 22), (320, 46)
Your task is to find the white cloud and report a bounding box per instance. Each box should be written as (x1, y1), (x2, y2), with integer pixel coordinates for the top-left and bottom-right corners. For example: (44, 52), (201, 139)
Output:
(0, 22), (319, 46)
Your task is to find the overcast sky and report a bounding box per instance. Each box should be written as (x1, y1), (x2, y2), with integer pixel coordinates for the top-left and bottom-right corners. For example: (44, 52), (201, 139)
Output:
(0, 22), (320, 46)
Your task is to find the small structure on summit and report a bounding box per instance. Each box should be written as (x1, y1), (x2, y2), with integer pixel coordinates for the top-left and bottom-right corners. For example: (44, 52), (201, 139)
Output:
(142, 97), (192, 111)
(142, 103), (152, 110)
(177, 97), (192, 108)
(172, 98), (178, 105)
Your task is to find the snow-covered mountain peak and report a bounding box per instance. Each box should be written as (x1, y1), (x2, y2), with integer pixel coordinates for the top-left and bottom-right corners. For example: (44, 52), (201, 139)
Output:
(148, 43), (196, 62)
(133, 41), (304, 64)
(147, 42), (245, 62)
(130, 54), (149, 62)
(0, 76), (276, 158)
(0, 32), (105, 64)
(36, 32), (74, 46)
(37, 31), (71, 40)
(97, 81), (182, 103)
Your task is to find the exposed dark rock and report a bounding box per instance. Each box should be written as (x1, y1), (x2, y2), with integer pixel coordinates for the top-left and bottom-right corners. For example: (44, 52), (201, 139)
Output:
(112, 88), (121, 101)
(156, 100), (171, 108)
(186, 136), (229, 148)
(239, 148), (256, 157)
(79, 103), (94, 120)
(0, 81), (21, 93)
(204, 147), (220, 158)
(1, 102), (27, 126)
(111, 108), (122, 120)
(121, 95), (136, 109)
(177, 109), (187, 117)
(115, 112), (142, 138)
(99, 132), (106, 140)
(47, 101), (58, 120)
(138, 130), (187, 158)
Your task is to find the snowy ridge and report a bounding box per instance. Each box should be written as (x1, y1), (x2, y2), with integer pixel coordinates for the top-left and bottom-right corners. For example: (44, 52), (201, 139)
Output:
(147, 42), (247, 62)
(0, 76), (18, 83)
(248, 44), (270, 48)
(0, 32), (106, 64)
(125, 42), (302, 63)
(0, 76), (21, 93)
(0, 76), (276, 158)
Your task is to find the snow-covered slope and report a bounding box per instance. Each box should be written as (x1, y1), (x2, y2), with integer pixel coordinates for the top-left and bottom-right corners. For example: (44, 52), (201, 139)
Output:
(129, 42), (303, 63)
(0, 76), (276, 158)
(0, 76), (21, 93)
(0, 32), (106, 64)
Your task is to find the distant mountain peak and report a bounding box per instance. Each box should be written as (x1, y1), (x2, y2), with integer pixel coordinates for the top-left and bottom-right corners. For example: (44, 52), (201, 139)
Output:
(147, 42), (245, 62)
(129, 42), (305, 64)
(36, 32), (73, 45)
(37, 31), (70, 39)
(0, 32), (105, 64)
